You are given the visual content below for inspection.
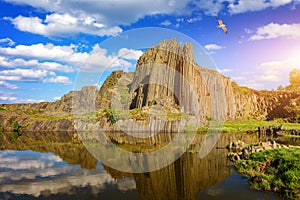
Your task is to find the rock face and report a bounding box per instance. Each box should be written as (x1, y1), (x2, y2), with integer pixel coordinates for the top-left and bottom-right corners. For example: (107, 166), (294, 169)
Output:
(111, 39), (299, 126)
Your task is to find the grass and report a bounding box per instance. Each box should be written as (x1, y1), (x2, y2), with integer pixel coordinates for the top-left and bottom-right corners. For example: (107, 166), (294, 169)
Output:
(235, 148), (300, 199)
(171, 117), (300, 134)
(8, 119), (19, 132)
(220, 118), (300, 134)
(31, 115), (73, 120)
(0, 106), (7, 111)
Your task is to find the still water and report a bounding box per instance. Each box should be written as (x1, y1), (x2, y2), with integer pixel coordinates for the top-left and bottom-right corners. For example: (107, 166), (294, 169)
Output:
(0, 132), (289, 200)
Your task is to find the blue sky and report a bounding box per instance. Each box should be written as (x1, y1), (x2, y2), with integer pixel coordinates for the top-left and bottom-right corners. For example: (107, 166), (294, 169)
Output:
(0, 0), (300, 103)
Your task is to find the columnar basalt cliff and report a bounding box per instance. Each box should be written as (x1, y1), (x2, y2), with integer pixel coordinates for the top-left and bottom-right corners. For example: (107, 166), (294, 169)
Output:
(110, 39), (299, 126)
(0, 39), (299, 134)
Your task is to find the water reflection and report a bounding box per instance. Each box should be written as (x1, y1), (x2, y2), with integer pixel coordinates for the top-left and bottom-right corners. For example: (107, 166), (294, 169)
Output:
(0, 132), (284, 199)
(0, 150), (137, 199)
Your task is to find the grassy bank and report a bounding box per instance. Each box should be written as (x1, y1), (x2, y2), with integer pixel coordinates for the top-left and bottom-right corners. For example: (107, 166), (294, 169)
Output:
(235, 148), (300, 199)
(196, 118), (300, 134)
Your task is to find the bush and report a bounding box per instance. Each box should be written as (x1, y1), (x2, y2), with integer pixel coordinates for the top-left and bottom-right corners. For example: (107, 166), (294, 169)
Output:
(103, 109), (119, 125)
(0, 106), (6, 111)
(8, 119), (19, 132)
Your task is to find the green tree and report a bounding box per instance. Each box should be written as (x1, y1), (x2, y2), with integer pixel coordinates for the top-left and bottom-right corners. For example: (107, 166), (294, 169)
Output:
(289, 68), (300, 90)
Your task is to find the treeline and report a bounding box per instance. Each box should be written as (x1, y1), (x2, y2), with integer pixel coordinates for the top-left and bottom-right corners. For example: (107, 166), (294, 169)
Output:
(276, 68), (300, 123)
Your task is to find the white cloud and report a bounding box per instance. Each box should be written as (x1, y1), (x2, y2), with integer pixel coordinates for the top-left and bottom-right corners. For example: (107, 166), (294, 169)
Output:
(43, 76), (72, 85)
(53, 96), (61, 101)
(0, 81), (18, 89)
(204, 44), (224, 51)
(217, 68), (232, 74)
(189, 0), (231, 15)
(0, 75), (21, 81)
(117, 48), (143, 60)
(187, 16), (202, 23)
(82, 45), (142, 72)
(6, 14), (122, 37)
(228, 0), (293, 14)
(2, 0), (298, 40)
(0, 69), (55, 82)
(0, 43), (88, 64)
(4, 0), (193, 37)
(0, 37), (15, 46)
(161, 20), (172, 26)
(0, 96), (17, 101)
(249, 22), (300, 40)
(0, 68), (71, 86)
(175, 15), (202, 24)
(234, 58), (300, 89)
(0, 56), (73, 72)
(0, 95), (45, 103)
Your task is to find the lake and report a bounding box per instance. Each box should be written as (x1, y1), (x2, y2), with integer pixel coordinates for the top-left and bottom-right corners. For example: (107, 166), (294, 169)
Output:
(0, 132), (292, 200)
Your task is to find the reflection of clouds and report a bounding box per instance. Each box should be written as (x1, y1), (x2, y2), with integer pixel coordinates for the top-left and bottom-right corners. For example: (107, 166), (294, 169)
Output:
(1, 172), (114, 197)
(40, 153), (63, 162)
(0, 150), (63, 170)
(0, 150), (72, 184)
(0, 150), (136, 198)
(117, 178), (136, 191)
(0, 165), (78, 183)
(0, 159), (50, 170)
(1, 171), (136, 197)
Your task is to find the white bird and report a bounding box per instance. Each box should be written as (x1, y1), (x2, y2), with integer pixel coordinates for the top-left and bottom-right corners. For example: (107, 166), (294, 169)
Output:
(216, 17), (228, 34)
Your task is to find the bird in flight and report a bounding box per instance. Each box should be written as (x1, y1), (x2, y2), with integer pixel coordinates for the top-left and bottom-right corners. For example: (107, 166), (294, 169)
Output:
(216, 17), (228, 34)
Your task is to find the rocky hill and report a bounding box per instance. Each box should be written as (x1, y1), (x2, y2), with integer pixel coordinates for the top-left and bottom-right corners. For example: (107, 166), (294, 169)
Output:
(0, 39), (299, 135)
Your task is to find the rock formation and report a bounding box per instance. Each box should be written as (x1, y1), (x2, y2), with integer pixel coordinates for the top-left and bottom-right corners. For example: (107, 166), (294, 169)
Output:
(106, 39), (299, 127)
(0, 39), (299, 134)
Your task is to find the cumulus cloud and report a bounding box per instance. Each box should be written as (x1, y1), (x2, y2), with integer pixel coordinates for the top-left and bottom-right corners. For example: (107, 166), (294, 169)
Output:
(249, 22), (300, 40)
(0, 43), (88, 64)
(3, 0), (297, 39)
(0, 81), (18, 89)
(161, 20), (172, 26)
(0, 69), (54, 81)
(204, 43), (224, 51)
(0, 37), (15, 46)
(217, 68), (232, 74)
(0, 56), (73, 72)
(117, 48), (143, 60)
(0, 41), (142, 93)
(43, 76), (72, 85)
(189, 0), (231, 15)
(186, 16), (202, 23)
(53, 96), (61, 101)
(3, 0), (193, 37)
(228, 0), (293, 14)
(0, 68), (71, 86)
(0, 96), (17, 102)
(6, 14), (122, 37)
(81, 45), (142, 72)
(0, 95), (45, 103)
(233, 58), (300, 89)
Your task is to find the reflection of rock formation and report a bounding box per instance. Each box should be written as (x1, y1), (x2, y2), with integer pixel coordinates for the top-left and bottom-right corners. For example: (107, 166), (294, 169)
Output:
(104, 133), (260, 200)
